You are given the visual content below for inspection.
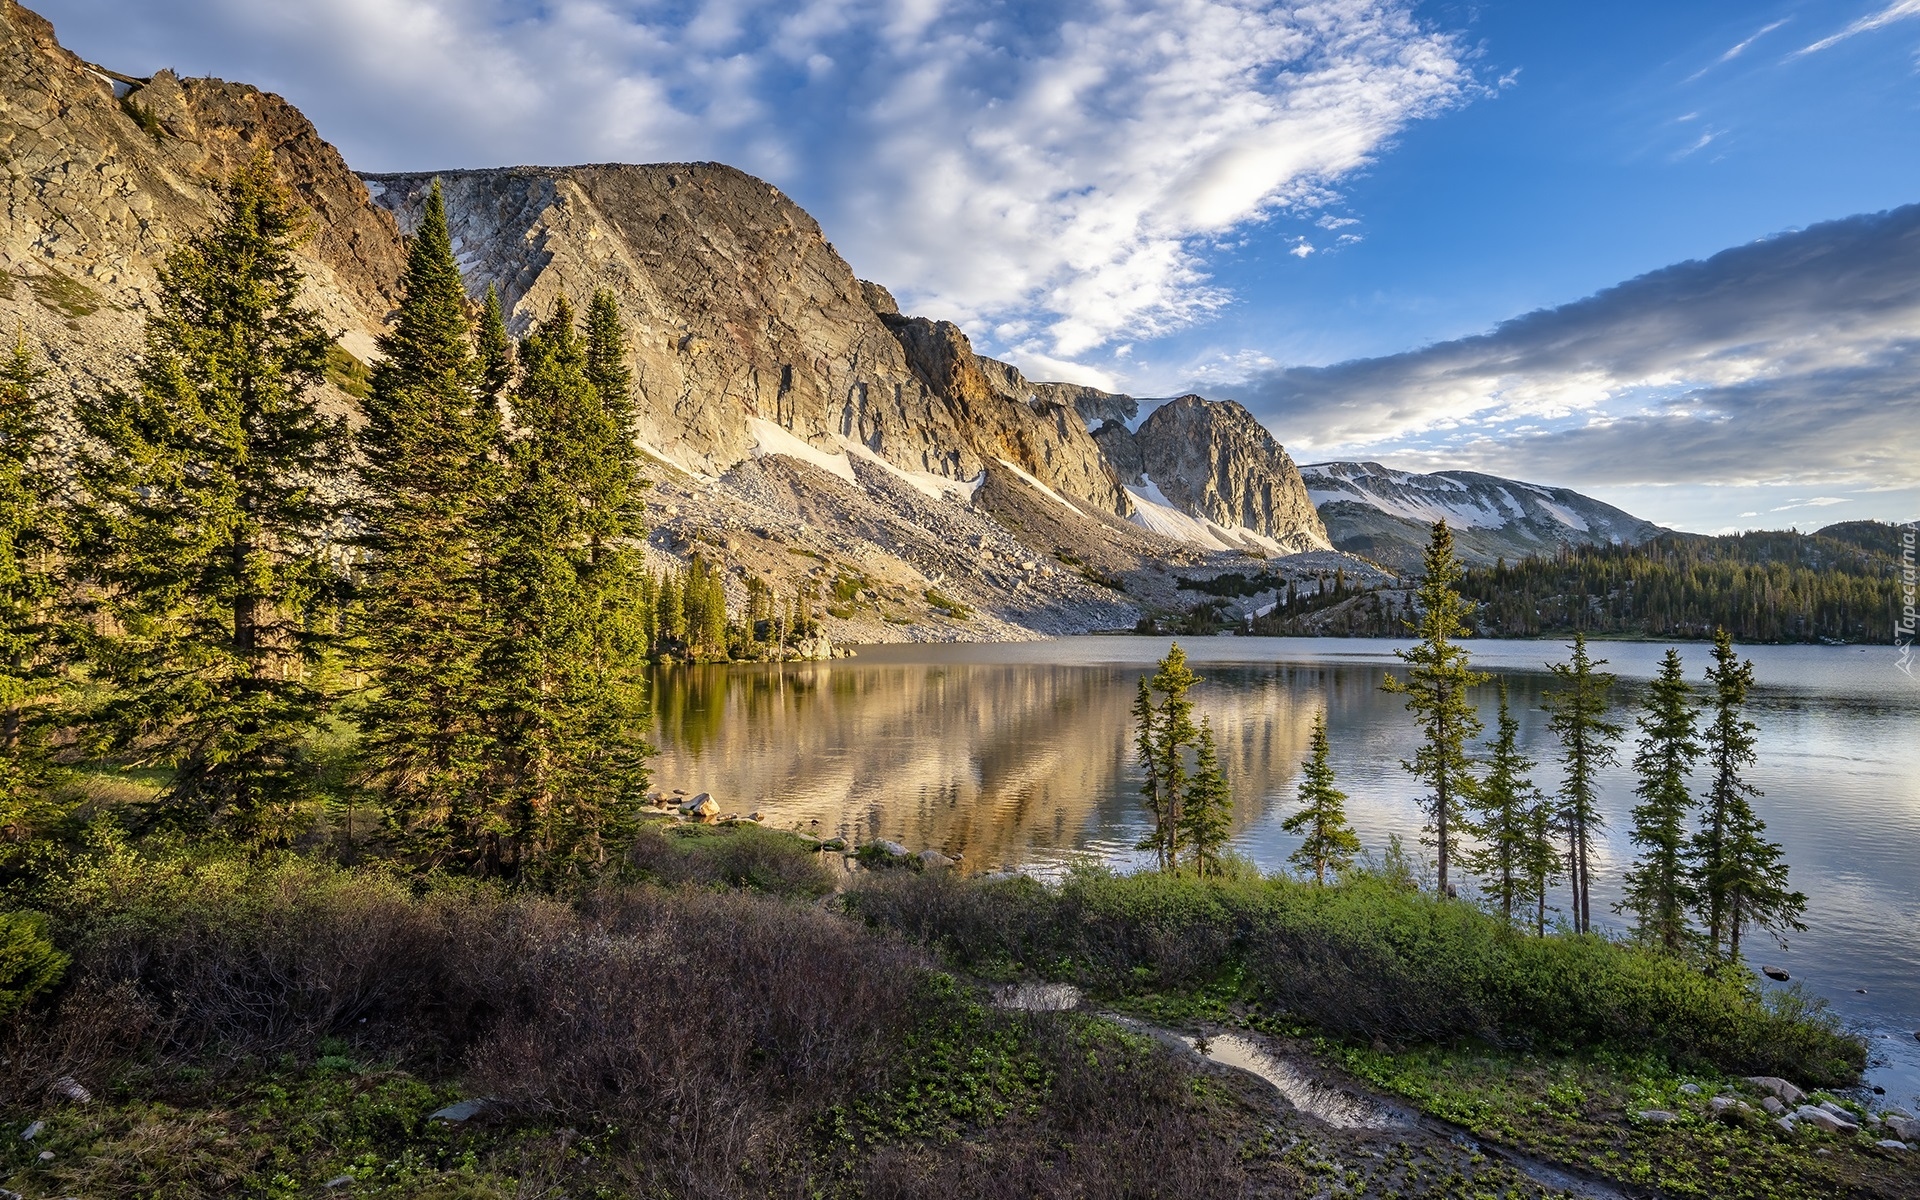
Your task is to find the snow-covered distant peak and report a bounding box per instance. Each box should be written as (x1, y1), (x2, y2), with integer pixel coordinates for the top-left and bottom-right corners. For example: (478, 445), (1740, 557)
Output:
(1298, 460), (1665, 570)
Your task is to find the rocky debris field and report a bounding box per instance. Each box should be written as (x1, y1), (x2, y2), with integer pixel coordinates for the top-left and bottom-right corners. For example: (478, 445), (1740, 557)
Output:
(638, 445), (1388, 643)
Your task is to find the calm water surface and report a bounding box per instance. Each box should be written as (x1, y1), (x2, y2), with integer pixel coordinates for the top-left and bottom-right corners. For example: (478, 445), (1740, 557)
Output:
(652, 636), (1920, 1103)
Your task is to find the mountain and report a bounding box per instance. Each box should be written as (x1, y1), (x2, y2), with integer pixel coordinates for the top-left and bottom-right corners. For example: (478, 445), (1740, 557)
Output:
(0, 0), (401, 393)
(0, 0), (1355, 641)
(1299, 461), (1664, 573)
(1096, 395), (1331, 556)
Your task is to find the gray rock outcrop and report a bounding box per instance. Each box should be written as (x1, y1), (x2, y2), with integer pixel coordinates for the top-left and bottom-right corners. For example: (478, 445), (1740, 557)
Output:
(366, 167), (1126, 513)
(0, 0), (403, 395)
(1123, 394), (1331, 552)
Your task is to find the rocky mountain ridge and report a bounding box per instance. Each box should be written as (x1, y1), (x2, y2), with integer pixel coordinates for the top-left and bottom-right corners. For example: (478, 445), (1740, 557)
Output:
(1300, 460), (1666, 573)
(1108, 395), (1331, 555)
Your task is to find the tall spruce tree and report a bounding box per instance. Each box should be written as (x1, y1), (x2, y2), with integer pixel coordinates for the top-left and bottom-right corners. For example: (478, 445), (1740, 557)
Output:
(354, 180), (504, 862)
(481, 298), (651, 878)
(1543, 633), (1621, 934)
(0, 335), (62, 845)
(476, 284), (514, 404)
(1465, 681), (1551, 926)
(70, 153), (347, 839)
(1133, 644), (1200, 870)
(1383, 520), (1486, 895)
(1621, 648), (1700, 951)
(1179, 717), (1233, 876)
(1693, 628), (1804, 962)
(1283, 710), (1361, 885)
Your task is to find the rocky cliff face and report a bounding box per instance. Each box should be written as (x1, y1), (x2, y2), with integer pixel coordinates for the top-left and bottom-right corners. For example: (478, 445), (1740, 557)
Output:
(1113, 395), (1331, 553)
(366, 168), (1123, 512)
(0, 0), (401, 388)
(1300, 461), (1665, 572)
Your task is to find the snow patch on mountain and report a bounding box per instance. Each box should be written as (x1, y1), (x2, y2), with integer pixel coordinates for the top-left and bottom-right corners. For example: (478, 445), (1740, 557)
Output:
(747, 418), (859, 486)
(996, 458), (1085, 516)
(1125, 476), (1292, 556)
(1298, 460), (1665, 571)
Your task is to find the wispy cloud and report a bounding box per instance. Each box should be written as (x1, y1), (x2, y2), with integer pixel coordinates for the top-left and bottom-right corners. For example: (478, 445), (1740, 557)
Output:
(1794, 0), (1920, 57)
(36, 0), (1474, 361)
(1685, 17), (1789, 81)
(1226, 203), (1920, 503)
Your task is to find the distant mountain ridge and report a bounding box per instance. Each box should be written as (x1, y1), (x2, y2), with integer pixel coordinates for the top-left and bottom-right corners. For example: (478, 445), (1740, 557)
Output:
(1299, 460), (1665, 573)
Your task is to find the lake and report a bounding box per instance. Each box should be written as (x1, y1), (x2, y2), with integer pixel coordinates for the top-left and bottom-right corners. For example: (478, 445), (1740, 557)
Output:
(651, 636), (1920, 1104)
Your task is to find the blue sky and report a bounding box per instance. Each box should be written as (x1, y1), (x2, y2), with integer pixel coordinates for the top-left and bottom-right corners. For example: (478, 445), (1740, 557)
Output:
(34, 0), (1920, 532)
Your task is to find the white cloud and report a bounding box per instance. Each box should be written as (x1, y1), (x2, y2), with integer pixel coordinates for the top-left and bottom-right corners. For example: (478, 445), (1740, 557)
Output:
(38, 0), (1473, 360)
(1228, 202), (1920, 506)
(1795, 0), (1920, 56)
(1684, 17), (1789, 80)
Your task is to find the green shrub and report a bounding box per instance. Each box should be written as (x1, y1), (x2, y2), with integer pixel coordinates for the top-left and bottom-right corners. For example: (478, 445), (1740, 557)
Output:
(848, 870), (1864, 1086)
(0, 909), (68, 1014)
(627, 822), (835, 898)
(924, 589), (974, 620)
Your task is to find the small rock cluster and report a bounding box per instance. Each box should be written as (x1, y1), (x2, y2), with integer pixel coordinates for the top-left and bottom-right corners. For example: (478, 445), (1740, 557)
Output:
(647, 789), (766, 826)
(1741, 1076), (1917, 1149)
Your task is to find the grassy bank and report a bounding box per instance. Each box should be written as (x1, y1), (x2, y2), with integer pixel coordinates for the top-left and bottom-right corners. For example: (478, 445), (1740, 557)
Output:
(845, 867), (1863, 1084)
(2, 826), (1910, 1199)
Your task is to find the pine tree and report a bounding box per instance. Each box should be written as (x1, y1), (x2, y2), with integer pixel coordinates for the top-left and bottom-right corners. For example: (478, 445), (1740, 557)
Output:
(1543, 632), (1621, 934)
(1383, 520), (1486, 895)
(1283, 710), (1361, 885)
(1693, 628), (1805, 962)
(476, 284), (514, 404)
(69, 153), (347, 840)
(1621, 648), (1700, 951)
(584, 288), (634, 431)
(353, 180), (504, 861)
(1179, 717), (1233, 876)
(1133, 644), (1200, 870)
(480, 298), (651, 878)
(1523, 792), (1561, 936)
(1465, 681), (1549, 926)
(0, 335), (63, 848)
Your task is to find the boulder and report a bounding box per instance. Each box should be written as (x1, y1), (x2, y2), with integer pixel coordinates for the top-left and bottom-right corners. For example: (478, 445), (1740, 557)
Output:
(1679, 1083), (1701, 1095)
(916, 849), (957, 871)
(679, 793), (719, 820)
(428, 1098), (494, 1123)
(1745, 1076), (1806, 1106)
(1775, 1117), (1798, 1136)
(19, 1121), (42, 1141)
(1873, 1140), (1908, 1152)
(1761, 965), (1790, 981)
(1761, 1097), (1785, 1115)
(50, 1076), (90, 1104)
(1635, 1109), (1680, 1124)
(1794, 1106), (1857, 1134)
(1887, 1116), (1920, 1142)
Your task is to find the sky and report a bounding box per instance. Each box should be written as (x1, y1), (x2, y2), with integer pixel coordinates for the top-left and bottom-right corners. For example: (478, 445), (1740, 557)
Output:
(33, 0), (1920, 532)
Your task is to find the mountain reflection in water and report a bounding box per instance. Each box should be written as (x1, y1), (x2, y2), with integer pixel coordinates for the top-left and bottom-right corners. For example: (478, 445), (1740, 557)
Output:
(653, 636), (1920, 1105)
